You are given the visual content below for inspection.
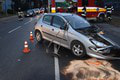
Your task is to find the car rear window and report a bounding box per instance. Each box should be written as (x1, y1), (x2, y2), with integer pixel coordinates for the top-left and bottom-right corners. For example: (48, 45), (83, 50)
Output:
(43, 15), (52, 25)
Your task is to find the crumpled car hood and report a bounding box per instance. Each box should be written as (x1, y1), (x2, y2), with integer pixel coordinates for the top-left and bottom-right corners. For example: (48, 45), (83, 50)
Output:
(76, 26), (111, 45)
(76, 26), (120, 59)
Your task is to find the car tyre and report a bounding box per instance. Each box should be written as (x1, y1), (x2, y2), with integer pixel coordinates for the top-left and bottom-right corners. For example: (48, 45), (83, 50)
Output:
(98, 15), (105, 22)
(35, 31), (43, 43)
(71, 41), (86, 58)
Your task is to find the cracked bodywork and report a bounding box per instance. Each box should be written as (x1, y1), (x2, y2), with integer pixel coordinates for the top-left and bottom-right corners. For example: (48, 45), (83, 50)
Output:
(76, 25), (120, 59)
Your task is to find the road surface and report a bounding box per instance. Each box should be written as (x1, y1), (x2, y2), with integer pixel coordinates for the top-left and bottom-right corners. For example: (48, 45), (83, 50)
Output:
(0, 15), (55, 80)
(0, 15), (120, 80)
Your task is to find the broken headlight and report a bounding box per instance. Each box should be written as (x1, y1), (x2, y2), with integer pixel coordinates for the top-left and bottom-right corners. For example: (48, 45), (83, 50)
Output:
(90, 39), (107, 48)
(89, 39), (110, 53)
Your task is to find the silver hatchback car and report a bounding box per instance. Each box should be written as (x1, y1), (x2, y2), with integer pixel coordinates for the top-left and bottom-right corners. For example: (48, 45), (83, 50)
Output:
(34, 13), (120, 59)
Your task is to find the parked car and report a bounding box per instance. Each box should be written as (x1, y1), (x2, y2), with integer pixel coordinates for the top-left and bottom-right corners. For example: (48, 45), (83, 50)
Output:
(24, 9), (36, 17)
(34, 13), (120, 59)
(39, 8), (45, 13)
(33, 8), (40, 14)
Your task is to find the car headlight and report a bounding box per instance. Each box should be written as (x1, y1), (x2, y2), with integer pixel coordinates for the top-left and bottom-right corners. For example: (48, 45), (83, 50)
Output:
(90, 39), (107, 48)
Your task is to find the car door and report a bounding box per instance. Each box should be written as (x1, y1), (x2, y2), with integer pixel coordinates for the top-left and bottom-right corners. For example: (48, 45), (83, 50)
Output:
(41, 15), (54, 41)
(51, 16), (69, 48)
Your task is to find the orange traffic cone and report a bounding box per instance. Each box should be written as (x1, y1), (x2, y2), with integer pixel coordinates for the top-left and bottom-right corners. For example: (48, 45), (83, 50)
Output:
(30, 31), (34, 40)
(23, 41), (30, 53)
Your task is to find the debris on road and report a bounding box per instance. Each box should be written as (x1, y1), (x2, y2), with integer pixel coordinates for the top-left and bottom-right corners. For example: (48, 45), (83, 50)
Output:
(62, 58), (120, 80)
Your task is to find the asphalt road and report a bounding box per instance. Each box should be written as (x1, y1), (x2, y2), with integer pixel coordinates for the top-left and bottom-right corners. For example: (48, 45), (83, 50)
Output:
(0, 15), (55, 80)
(0, 15), (120, 80)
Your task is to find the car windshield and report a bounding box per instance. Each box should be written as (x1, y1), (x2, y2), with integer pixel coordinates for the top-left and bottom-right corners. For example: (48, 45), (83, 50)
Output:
(64, 15), (91, 29)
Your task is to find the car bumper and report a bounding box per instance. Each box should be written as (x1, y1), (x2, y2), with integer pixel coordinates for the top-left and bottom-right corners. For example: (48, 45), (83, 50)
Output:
(87, 46), (120, 60)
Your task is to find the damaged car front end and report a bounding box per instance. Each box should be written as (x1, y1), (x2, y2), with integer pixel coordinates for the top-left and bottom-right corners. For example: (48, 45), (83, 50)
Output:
(78, 25), (120, 60)
(64, 14), (120, 60)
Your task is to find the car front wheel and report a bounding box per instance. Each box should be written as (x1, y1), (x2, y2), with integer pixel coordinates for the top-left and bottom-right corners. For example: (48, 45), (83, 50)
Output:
(35, 31), (43, 43)
(71, 41), (86, 58)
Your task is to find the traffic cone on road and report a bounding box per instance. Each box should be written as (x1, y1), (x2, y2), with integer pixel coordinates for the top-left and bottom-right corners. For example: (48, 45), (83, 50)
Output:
(30, 31), (34, 40)
(23, 41), (30, 53)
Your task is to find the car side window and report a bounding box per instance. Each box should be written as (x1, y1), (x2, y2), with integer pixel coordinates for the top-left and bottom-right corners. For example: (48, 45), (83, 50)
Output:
(52, 16), (65, 28)
(43, 15), (52, 25)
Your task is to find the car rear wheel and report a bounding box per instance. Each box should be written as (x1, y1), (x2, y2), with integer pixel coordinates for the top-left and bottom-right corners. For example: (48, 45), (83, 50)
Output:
(35, 31), (43, 43)
(71, 41), (86, 58)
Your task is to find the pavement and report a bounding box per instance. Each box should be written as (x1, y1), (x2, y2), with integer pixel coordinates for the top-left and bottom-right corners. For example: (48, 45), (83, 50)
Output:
(0, 14), (120, 80)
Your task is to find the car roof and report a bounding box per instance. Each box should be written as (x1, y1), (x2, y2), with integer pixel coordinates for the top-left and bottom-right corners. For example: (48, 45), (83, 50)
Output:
(44, 13), (73, 17)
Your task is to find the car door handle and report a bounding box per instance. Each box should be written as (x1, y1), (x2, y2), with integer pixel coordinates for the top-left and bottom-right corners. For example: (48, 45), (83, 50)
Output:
(52, 29), (54, 31)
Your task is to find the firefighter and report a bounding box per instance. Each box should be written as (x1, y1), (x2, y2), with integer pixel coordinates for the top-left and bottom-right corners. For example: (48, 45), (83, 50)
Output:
(81, 6), (87, 19)
(105, 4), (114, 21)
(18, 8), (24, 21)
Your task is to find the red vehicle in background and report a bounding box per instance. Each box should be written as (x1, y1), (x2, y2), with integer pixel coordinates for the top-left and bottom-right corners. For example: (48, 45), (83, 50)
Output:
(52, 0), (107, 22)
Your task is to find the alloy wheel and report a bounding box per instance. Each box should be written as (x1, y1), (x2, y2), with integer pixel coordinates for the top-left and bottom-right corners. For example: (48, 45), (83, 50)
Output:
(72, 44), (84, 56)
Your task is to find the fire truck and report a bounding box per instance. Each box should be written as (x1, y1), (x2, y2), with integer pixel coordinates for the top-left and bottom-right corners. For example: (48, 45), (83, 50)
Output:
(50, 0), (107, 21)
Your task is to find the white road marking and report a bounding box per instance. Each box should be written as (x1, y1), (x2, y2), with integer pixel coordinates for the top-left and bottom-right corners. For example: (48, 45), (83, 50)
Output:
(24, 19), (33, 25)
(8, 26), (22, 33)
(54, 44), (60, 80)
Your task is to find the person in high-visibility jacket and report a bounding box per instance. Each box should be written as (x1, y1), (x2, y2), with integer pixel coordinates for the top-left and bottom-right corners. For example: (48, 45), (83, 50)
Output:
(105, 4), (114, 21)
(81, 6), (87, 19)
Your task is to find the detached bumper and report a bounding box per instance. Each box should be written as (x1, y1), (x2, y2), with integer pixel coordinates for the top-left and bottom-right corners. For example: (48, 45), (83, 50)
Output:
(88, 46), (120, 60)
